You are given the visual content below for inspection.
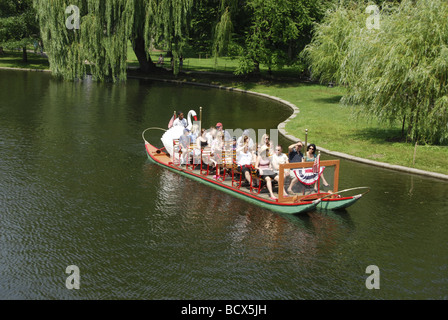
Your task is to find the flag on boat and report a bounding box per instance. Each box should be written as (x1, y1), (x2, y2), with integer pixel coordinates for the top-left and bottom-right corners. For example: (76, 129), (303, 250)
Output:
(313, 154), (320, 174)
(168, 114), (176, 129)
(293, 165), (325, 186)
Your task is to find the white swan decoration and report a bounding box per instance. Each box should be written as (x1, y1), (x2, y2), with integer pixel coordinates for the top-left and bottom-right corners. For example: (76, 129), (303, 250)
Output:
(161, 109), (198, 156)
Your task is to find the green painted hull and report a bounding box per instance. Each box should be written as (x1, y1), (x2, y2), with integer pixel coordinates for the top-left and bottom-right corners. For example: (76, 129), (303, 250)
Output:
(318, 195), (362, 210)
(146, 153), (319, 215)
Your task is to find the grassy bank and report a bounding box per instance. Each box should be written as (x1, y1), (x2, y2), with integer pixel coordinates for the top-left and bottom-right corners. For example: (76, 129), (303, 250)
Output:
(2, 50), (447, 175)
(0, 50), (49, 70)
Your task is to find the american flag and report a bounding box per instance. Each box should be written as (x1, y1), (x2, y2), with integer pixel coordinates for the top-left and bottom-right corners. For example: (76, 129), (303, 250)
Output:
(312, 154), (320, 174)
(168, 114), (176, 129)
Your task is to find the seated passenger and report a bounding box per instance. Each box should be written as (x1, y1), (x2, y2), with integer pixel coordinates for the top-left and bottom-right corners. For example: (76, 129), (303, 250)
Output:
(271, 145), (289, 180)
(196, 128), (209, 149)
(216, 122), (232, 143)
(305, 143), (329, 189)
(254, 145), (289, 200)
(287, 140), (304, 194)
(211, 132), (224, 180)
(205, 127), (217, 147)
(237, 129), (255, 152)
(236, 143), (255, 186)
(178, 128), (190, 165)
(189, 124), (199, 144)
(258, 133), (273, 156)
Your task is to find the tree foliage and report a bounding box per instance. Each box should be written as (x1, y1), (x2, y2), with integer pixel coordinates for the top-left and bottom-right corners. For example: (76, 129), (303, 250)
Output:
(304, 0), (448, 144)
(0, 0), (40, 61)
(33, 0), (194, 81)
(233, 0), (325, 75)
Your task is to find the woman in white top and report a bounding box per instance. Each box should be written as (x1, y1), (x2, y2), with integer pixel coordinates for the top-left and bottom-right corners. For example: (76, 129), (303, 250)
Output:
(255, 145), (289, 200)
(258, 133), (274, 156)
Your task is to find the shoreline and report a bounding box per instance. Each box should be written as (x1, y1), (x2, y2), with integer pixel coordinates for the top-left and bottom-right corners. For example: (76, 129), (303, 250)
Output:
(2, 66), (447, 181)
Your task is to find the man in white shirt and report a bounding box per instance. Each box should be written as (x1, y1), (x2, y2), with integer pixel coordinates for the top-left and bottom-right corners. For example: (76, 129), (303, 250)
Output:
(236, 144), (254, 186)
(271, 145), (289, 178)
(172, 111), (188, 128)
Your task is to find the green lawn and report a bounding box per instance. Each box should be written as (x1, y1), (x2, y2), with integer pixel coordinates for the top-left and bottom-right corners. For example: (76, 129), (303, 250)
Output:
(127, 46), (302, 77)
(0, 50), (49, 70)
(2, 48), (447, 175)
(233, 83), (448, 175)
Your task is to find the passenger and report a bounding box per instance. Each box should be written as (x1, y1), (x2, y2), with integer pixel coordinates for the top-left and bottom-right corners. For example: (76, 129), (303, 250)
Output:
(216, 122), (232, 144)
(178, 128), (190, 165)
(237, 129), (255, 152)
(232, 136), (238, 151)
(211, 131), (224, 180)
(258, 133), (274, 156)
(305, 144), (329, 189)
(189, 124), (199, 144)
(205, 127), (217, 146)
(197, 128), (212, 168)
(254, 145), (288, 200)
(270, 144), (290, 198)
(172, 111), (187, 128)
(305, 143), (317, 162)
(189, 126), (203, 165)
(236, 143), (255, 186)
(287, 140), (304, 194)
(271, 145), (290, 181)
(196, 128), (209, 149)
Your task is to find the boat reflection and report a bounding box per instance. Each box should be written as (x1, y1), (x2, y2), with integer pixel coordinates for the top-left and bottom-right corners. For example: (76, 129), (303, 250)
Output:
(145, 162), (355, 261)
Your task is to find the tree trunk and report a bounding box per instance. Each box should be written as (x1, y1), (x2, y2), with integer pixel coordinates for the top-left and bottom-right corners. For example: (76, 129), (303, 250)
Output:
(22, 47), (28, 62)
(132, 36), (156, 73)
(0, 47), (4, 55)
(401, 114), (406, 139)
(253, 60), (260, 74)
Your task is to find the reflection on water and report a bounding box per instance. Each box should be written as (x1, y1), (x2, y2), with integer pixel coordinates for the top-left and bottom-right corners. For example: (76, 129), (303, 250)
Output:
(1, 70), (447, 299)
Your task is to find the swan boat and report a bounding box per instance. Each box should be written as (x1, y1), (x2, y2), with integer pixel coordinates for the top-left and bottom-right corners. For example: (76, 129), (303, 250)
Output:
(142, 125), (369, 215)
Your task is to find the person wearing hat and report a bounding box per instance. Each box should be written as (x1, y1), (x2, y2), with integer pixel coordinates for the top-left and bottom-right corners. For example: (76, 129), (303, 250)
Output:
(216, 122), (232, 143)
(173, 111), (188, 128)
(254, 145), (289, 201)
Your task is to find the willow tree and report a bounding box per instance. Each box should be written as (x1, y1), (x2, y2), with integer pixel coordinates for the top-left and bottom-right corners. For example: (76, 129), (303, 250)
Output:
(33, 0), (193, 81)
(341, 0), (448, 144)
(301, 1), (365, 84)
(304, 0), (448, 144)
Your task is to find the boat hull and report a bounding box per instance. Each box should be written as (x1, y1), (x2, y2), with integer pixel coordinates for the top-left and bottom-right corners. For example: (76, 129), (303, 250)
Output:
(144, 142), (319, 215)
(318, 195), (362, 210)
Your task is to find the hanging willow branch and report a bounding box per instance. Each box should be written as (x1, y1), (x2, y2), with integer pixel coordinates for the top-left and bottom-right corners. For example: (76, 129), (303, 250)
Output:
(33, 0), (193, 81)
(304, 0), (448, 145)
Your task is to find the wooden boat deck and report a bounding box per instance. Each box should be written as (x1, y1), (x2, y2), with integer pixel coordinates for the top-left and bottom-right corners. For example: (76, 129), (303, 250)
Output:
(144, 139), (368, 212)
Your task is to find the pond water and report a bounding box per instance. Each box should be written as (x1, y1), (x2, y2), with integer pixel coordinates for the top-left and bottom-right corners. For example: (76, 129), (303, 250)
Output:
(0, 70), (447, 300)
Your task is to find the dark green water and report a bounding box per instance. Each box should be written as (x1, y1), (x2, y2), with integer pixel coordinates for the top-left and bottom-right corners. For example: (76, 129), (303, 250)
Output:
(1, 70), (447, 300)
